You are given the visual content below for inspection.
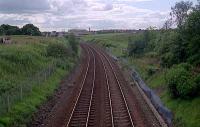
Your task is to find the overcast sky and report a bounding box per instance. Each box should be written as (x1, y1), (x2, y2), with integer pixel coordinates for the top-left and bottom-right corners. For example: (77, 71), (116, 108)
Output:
(0, 0), (197, 31)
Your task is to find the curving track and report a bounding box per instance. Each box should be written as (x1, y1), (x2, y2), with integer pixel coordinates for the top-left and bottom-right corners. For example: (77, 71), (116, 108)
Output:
(90, 45), (134, 127)
(64, 43), (162, 127)
(64, 45), (96, 127)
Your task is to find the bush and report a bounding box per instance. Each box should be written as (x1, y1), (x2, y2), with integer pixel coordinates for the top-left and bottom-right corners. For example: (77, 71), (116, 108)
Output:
(128, 39), (146, 56)
(194, 74), (200, 95)
(46, 43), (69, 58)
(161, 52), (175, 67)
(147, 66), (159, 76)
(165, 63), (198, 99)
(68, 34), (78, 54)
(0, 80), (14, 94)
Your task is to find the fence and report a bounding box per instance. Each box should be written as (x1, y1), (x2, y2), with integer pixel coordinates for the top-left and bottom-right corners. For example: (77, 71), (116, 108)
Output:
(119, 58), (173, 126)
(131, 68), (173, 126)
(0, 62), (57, 117)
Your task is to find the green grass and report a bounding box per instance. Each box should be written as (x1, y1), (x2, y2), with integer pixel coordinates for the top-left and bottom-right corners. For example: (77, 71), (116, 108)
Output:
(0, 36), (69, 93)
(0, 35), (77, 126)
(129, 54), (200, 127)
(83, 33), (136, 56)
(147, 71), (166, 89)
(82, 33), (200, 127)
(0, 68), (67, 127)
(128, 53), (160, 80)
(161, 92), (200, 127)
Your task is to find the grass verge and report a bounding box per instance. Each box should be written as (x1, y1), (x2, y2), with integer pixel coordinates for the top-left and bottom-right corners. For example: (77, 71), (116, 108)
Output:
(0, 35), (78, 127)
(128, 55), (200, 127)
(0, 68), (67, 127)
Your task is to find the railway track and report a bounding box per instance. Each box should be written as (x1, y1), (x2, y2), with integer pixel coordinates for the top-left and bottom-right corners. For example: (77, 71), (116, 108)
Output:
(64, 44), (161, 127)
(65, 45), (96, 127)
(89, 45), (134, 127)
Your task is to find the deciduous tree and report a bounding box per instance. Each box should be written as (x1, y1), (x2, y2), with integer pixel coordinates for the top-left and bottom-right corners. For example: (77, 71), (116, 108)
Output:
(170, 1), (193, 27)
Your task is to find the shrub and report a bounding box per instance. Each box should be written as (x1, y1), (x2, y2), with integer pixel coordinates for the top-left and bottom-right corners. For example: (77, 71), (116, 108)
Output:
(165, 63), (197, 99)
(0, 80), (14, 94)
(161, 52), (174, 67)
(147, 66), (158, 76)
(46, 43), (69, 58)
(128, 39), (146, 56)
(68, 34), (78, 54)
(194, 74), (200, 95)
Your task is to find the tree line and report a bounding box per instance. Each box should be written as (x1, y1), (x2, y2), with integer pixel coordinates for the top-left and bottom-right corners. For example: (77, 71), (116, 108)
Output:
(0, 24), (41, 36)
(128, 0), (200, 99)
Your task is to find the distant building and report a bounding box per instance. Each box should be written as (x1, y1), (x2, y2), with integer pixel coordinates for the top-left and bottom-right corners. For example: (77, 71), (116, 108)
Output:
(57, 32), (67, 37)
(68, 29), (90, 36)
(42, 32), (51, 37)
(50, 31), (57, 37)
(95, 29), (145, 34)
(42, 31), (68, 37)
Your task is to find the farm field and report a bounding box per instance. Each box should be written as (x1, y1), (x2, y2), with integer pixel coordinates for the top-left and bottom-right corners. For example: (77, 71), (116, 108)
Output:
(83, 33), (133, 56)
(82, 33), (200, 127)
(0, 36), (77, 127)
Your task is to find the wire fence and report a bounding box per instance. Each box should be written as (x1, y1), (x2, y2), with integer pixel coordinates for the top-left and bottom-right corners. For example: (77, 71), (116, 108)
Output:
(0, 62), (57, 117)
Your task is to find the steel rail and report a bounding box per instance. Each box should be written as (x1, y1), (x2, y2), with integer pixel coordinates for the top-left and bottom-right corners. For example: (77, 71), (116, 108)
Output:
(89, 46), (115, 127)
(65, 45), (96, 127)
(89, 45), (135, 127)
(85, 47), (96, 126)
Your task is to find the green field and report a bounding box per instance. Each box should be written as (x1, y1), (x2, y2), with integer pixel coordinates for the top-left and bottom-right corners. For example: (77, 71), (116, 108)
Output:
(0, 35), (77, 127)
(82, 33), (200, 127)
(83, 33), (132, 56)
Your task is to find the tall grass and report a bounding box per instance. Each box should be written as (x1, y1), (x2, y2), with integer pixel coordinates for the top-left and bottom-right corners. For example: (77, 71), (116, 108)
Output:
(0, 35), (77, 126)
(0, 36), (70, 93)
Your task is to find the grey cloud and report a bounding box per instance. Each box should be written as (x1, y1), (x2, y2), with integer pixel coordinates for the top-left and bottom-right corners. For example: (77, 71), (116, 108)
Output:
(0, 17), (30, 26)
(49, 0), (88, 15)
(103, 4), (113, 11)
(0, 0), (169, 31)
(0, 0), (50, 14)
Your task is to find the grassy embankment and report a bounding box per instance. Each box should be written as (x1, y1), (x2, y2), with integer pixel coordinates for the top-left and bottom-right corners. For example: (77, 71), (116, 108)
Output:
(83, 33), (200, 127)
(0, 36), (78, 127)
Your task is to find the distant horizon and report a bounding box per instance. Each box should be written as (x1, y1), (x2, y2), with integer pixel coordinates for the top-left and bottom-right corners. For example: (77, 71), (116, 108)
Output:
(42, 28), (149, 32)
(0, 23), (155, 32)
(0, 0), (197, 31)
